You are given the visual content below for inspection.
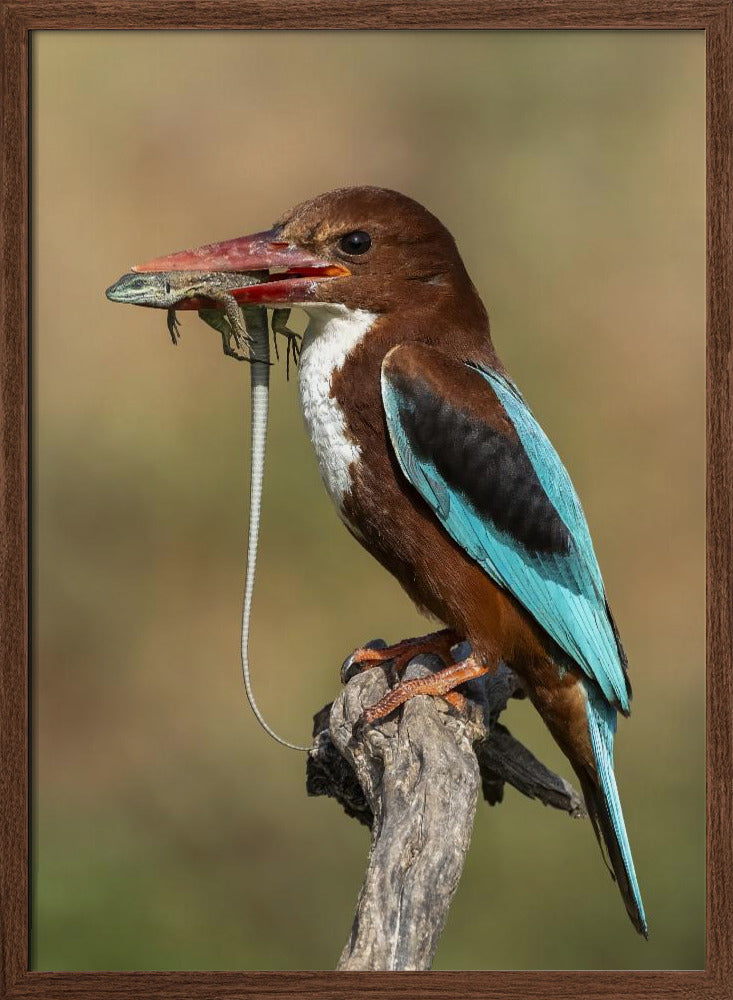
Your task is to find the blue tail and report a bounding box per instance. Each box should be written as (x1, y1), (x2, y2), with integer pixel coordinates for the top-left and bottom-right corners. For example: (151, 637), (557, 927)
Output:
(582, 683), (648, 937)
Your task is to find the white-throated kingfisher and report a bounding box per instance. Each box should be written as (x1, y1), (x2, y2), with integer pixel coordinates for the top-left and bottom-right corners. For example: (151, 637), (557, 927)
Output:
(134, 186), (647, 936)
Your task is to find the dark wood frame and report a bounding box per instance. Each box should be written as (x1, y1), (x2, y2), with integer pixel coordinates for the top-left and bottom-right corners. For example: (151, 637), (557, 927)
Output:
(1, 2), (729, 997)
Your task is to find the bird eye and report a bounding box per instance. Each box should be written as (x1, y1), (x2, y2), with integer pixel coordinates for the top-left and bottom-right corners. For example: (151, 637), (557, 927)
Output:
(338, 230), (371, 256)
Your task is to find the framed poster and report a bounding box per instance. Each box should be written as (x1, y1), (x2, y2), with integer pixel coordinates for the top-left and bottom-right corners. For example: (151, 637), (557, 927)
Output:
(1, 3), (729, 997)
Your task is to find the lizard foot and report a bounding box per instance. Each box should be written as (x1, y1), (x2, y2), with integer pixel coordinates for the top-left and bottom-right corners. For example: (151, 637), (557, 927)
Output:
(271, 308), (302, 379)
(167, 308), (181, 345)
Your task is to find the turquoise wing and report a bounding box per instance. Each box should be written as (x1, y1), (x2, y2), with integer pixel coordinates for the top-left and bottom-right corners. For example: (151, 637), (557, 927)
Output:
(381, 349), (630, 713)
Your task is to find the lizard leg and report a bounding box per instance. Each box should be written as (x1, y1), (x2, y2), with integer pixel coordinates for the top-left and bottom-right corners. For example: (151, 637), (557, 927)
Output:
(221, 295), (251, 354)
(271, 308), (302, 377)
(195, 286), (253, 356)
(197, 309), (249, 361)
(167, 308), (181, 345)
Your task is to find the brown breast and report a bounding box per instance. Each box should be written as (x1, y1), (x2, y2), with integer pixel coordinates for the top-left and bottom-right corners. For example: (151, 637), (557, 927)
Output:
(327, 311), (550, 670)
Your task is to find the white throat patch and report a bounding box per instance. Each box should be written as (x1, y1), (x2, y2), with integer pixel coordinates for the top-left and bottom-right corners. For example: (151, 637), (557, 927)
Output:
(298, 304), (377, 512)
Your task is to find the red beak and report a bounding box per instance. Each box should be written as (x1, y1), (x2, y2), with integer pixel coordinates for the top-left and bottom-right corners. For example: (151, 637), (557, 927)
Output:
(132, 229), (349, 305)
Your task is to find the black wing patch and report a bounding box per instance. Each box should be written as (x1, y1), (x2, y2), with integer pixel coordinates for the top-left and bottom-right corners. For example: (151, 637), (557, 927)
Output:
(393, 374), (572, 556)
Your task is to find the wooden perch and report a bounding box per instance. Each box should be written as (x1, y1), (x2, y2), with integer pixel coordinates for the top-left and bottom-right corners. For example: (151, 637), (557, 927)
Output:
(307, 651), (586, 971)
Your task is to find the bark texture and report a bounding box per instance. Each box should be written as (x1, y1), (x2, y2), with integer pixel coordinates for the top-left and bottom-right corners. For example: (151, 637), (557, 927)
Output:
(307, 653), (585, 971)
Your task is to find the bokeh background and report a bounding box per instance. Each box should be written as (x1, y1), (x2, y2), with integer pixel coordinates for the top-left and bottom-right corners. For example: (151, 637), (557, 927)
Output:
(32, 31), (705, 971)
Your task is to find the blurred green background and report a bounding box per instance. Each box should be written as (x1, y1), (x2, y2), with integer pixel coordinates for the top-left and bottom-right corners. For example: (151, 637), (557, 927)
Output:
(32, 31), (705, 971)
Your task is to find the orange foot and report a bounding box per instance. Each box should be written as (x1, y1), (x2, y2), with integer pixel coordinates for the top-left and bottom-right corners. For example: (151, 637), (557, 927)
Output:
(360, 654), (490, 729)
(341, 628), (461, 686)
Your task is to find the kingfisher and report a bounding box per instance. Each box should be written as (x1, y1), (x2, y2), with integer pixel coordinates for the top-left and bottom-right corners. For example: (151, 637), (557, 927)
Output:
(133, 186), (647, 936)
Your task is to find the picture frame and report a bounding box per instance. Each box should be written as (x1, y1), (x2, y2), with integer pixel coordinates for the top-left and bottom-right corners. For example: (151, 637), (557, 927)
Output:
(1, 2), (730, 997)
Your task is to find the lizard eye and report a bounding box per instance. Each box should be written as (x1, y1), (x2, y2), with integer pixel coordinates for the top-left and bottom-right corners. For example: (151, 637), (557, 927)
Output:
(338, 231), (371, 256)
(165, 279), (171, 294)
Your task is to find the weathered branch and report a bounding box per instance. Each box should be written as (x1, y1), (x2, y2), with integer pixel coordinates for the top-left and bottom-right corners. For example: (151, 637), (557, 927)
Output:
(307, 652), (585, 971)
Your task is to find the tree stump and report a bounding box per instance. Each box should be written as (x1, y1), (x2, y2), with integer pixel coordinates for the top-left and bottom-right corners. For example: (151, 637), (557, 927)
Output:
(307, 651), (585, 971)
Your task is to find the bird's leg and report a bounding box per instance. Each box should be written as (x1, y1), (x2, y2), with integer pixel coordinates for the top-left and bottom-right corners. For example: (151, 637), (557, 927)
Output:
(341, 627), (461, 685)
(359, 653), (491, 728)
(271, 308), (301, 378)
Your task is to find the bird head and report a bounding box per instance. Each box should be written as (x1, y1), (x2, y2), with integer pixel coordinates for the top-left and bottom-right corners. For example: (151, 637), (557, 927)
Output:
(132, 186), (483, 320)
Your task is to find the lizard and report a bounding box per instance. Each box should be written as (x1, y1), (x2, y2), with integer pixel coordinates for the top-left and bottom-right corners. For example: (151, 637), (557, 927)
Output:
(106, 270), (301, 367)
(106, 267), (308, 750)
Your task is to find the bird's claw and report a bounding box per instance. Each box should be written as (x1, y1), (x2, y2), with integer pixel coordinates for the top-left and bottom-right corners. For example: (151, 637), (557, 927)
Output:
(340, 638), (388, 685)
(340, 629), (460, 687)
